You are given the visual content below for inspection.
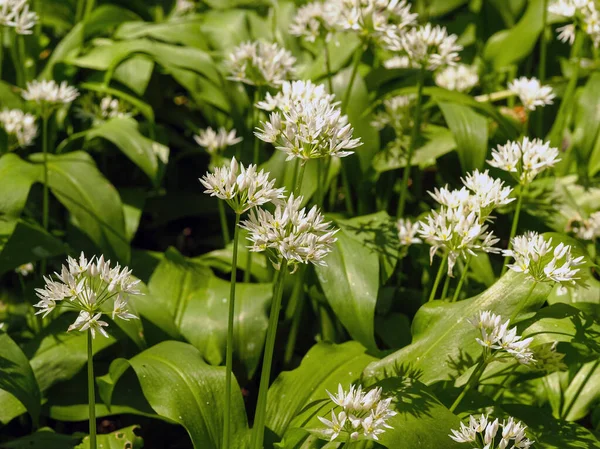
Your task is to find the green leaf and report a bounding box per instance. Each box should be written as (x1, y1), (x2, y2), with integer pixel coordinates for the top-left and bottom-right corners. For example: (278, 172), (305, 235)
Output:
(483, 0), (545, 69)
(115, 21), (209, 49)
(0, 81), (24, 109)
(0, 334), (41, 426)
(86, 118), (168, 186)
(30, 151), (130, 263)
(76, 425), (143, 449)
(364, 272), (553, 384)
(1, 428), (79, 449)
(438, 102), (489, 173)
(572, 74), (600, 173)
(315, 229), (379, 351)
(266, 342), (376, 441)
(0, 153), (41, 215)
(97, 341), (249, 449)
(562, 359), (600, 421)
(112, 56), (155, 97)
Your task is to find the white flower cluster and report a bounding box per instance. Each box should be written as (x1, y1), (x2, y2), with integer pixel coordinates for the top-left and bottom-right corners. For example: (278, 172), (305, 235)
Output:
(384, 23), (462, 70)
(488, 137), (560, 185)
(503, 232), (585, 287)
(227, 41), (296, 87)
(255, 80), (362, 162)
(22, 80), (80, 113)
(15, 262), (34, 276)
(0, 108), (37, 149)
(240, 194), (337, 271)
(568, 211), (600, 240)
(289, 1), (339, 43)
(199, 157), (285, 214)
(450, 414), (534, 449)
(435, 63), (479, 92)
(34, 253), (140, 338)
(173, 0), (195, 16)
(0, 0), (37, 34)
(194, 127), (242, 155)
(99, 96), (131, 121)
(319, 384), (396, 442)
(418, 170), (513, 275)
(397, 218), (421, 247)
(507, 77), (555, 111)
(549, 0), (600, 47)
(469, 311), (535, 365)
(371, 94), (415, 131)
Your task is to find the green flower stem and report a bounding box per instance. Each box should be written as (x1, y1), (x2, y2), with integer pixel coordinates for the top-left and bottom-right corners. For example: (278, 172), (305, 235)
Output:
(283, 264), (307, 367)
(323, 40), (334, 94)
(76, 0), (85, 22)
(252, 259), (288, 449)
(341, 44), (364, 110)
(320, 157), (332, 208)
(440, 272), (451, 300)
(245, 91), (262, 283)
(83, 0), (95, 22)
(536, 0), (549, 137)
(17, 35), (28, 84)
(501, 183), (527, 275)
(449, 358), (487, 413)
(397, 67), (426, 218)
(340, 162), (355, 215)
(217, 200), (230, 245)
(294, 162), (307, 196)
(9, 33), (23, 88)
(428, 252), (448, 303)
(0, 31), (4, 80)
(509, 281), (537, 323)
(87, 329), (97, 449)
(451, 256), (472, 302)
(224, 213), (241, 449)
(41, 115), (50, 276)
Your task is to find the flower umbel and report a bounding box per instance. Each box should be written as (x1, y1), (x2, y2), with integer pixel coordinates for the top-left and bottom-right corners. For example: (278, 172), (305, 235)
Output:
(508, 77), (555, 111)
(319, 383), (396, 442)
(34, 253), (141, 338)
(194, 127), (242, 155)
(397, 218), (421, 247)
(0, 108), (37, 149)
(22, 80), (79, 117)
(199, 157), (285, 214)
(450, 414), (534, 448)
(0, 0), (38, 34)
(435, 63), (479, 92)
(240, 194), (338, 271)
(227, 41), (296, 87)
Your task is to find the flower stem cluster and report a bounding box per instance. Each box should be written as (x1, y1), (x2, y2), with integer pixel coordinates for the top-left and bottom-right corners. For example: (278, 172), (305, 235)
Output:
(0, 108), (37, 149)
(255, 80), (362, 162)
(34, 253), (140, 338)
(502, 232), (585, 287)
(488, 137), (560, 185)
(199, 157), (285, 214)
(194, 127), (242, 156)
(468, 311), (535, 365)
(0, 0), (37, 34)
(226, 41), (296, 87)
(318, 383), (397, 442)
(450, 414), (534, 448)
(240, 194), (338, 272)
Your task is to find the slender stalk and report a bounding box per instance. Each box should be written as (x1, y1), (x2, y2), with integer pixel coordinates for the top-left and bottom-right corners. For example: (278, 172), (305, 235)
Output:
(428, 252), (448, 303)
(451, 256), (471, 302)
(83, 0), (95, 21)
(17, 35), (28, 84)
(283, 265), (307, 367)
(87, 330), (97, 449)
(501, 183), (527, 275)
(449, 358), (487, 413)
(223, 213), (241, 449)
(245, 95), (262, 283)
(76, 0), (85, 22)
(217, 200), (230, 245)
(294, 162), (307, 196)
(340, 162), (355, 215)
(0, 31), (4, 80)
(41, 114), (50, 275)
(536, 0), (549, 138)
(341, 44), (364, 110)
(397, 67), (426, 217)
(9, 33), (23, 88)
(252, 259), (288, 449)
(316, 159), (323, 206)
(440, 273), (451, 300)
(320, 157), (332, 208)
(323, 41), (334, 94)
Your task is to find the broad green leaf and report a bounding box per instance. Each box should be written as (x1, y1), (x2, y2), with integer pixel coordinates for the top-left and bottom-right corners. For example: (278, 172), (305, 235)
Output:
(0, 153), (41, 215)
(86, 117), (168, 185)
(438, 102), (489, 173)
(112, 55), (155, 96)
(198, 9), (252, 51)
(114, 21), (209, 49)
(364, 272), (553, 384)
(97, 341), (249, 449)
(483, 0), (545, 69)
(0, 81), (24, 108)
(76, 425), (143, 449)
(562, 359), (600, 421)
(572, 74), (600, 174)
(120, 188), (146, 242)
(266, 342), (376, 440)
(315, 229), (379, 351)
(427, 0), (469, 16)
(29, 151), (130, 263)
(1, 428), (79, 449)
(0, 334), (41, 426)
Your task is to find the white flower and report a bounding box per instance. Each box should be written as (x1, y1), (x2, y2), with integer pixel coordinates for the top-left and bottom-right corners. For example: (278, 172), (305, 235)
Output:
(435, 64), (479, 92)
(98, 96), (130, 120)
(508, 77), (555, 111)
(568, 211), (600, 240)
(319, 383), (396, 442)
(557, 23), (577, 44)
(384, 23), (462, 70)
(174, 0), (195, 15)
(503, 232), (585, 287)
(461, 169), (515, 219)
(227, 41), (296, 87)
(548, 0), (591, 18)
(397, 218), (421, 247)
(488, 137), (560, 184)
(255, 80), (362, 161)
(289, 1), (340, 42)
(15, 262), (34, 276)
(371, 94), (415, 131)
(0, 109), (37, 149)
(240, 194), (338, 271)
(0, 0), (37, 34)
(22, 80), (79, 109)
(468, 310), (535, 365)
(417, 206), (501, 276)
(451, 415), (527, 449)
(34, 253), (141, 338)
(194, 127), (242, 155)
(500, 417), (534, 449)
(199, 157), (285, 214)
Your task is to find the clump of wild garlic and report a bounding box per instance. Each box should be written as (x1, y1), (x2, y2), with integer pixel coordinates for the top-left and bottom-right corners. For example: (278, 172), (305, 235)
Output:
(450, 414), (535, 449)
